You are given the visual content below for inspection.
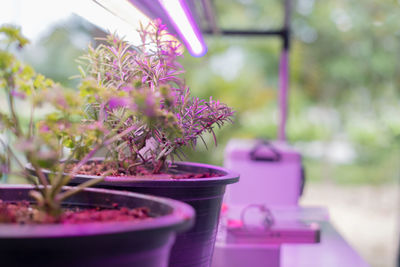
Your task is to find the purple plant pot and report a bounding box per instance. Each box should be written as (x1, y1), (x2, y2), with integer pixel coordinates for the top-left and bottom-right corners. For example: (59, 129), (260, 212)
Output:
(0, 185), (194, 267)
(29, 160), (239, 267)
(69, 161), (239, 267)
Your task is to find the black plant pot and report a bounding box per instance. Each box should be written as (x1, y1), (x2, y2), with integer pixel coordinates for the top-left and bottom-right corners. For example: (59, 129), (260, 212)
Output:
(0, 185), (194, 267)
(30, 160), (239, 267)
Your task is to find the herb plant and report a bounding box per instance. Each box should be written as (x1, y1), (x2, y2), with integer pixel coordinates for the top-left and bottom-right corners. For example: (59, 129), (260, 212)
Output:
(0, 26), (133, 221)
(79, 20), (234, 174)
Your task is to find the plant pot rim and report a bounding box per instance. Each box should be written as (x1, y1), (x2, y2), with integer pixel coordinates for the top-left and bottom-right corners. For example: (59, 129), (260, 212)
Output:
(27, 158), (240, 188)
(0, 184), (195, 238)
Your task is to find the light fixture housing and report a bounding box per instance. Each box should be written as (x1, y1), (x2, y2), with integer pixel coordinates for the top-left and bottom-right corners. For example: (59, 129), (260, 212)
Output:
(71, 0), (151, 46)
(127, 0), (208, 57)
(158, 0), (207, 57)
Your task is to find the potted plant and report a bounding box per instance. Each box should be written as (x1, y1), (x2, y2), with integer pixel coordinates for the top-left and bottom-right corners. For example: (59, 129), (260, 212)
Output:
(57, 20), (239, 267)
(0, 25), (194, 267)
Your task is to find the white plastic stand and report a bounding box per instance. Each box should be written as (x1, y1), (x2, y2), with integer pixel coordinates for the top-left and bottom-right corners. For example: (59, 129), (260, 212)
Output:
(224, 139), (304, 206)
(212, 206), (370, 267)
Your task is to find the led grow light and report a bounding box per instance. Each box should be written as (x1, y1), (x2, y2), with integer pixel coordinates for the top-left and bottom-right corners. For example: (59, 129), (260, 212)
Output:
(158, 0), (207, 57)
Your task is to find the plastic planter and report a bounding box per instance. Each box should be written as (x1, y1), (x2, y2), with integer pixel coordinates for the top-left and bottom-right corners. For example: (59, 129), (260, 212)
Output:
(30, 160), (239, 267)
(0, 185), (194, 267)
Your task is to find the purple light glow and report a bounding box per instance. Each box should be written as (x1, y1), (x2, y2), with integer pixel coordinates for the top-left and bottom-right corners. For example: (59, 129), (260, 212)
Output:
(158, 0), (207, 57)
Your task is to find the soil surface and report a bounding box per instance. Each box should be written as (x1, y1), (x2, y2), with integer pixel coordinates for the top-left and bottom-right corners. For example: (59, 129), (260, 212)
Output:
(65, 161), (221, 179)
(0, 200), (151, 224)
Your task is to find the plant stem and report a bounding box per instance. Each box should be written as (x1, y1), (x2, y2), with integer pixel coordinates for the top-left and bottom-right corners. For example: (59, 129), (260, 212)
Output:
(0, 139), (24, 171)
(56, 170), (112, 202)
(153, 155), (166, 174)
(69, 124), (137, 177)
(27, 154), (49, 187)
(28, 101), (34, 138)
(6, 82), (23, 138)
(50, 150), (78, 199)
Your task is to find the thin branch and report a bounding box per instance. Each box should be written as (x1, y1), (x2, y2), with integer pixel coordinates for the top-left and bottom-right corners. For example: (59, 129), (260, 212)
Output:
(6, 84), (23, 138)
(27, 155), (49, 187)
(0, 138), (24, 171)
(56, 170), (112, 202)
(69, 124), (137, 177)
(28, 98), (34, 138)
(50, 149), (78, 199)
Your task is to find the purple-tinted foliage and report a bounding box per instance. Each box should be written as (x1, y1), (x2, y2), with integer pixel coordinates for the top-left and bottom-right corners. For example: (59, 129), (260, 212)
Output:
(10, 90), (26, 99)
(39, 123), (50, 133)
(108, 97), (132, 109)
(79, 20), (234, 174)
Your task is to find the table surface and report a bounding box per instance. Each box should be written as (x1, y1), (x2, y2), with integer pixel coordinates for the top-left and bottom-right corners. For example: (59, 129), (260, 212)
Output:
(213, 206), (371, 267)
(281, 220), (370, 267)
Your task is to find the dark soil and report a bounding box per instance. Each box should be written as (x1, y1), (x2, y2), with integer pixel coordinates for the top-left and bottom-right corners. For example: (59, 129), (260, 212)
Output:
(0, 200), (151, 224)
(65, 161), (221, 179)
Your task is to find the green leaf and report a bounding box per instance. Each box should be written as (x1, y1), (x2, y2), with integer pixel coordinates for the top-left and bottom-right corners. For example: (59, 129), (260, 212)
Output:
(33, 74), (45, 89)
(20, 65), (35, 80)
(0, 25), (30, 47)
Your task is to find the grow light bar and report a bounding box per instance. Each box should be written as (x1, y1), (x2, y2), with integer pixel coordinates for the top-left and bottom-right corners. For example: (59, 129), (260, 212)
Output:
(73, 0), (207, 57)
(158, 0), (207, 57)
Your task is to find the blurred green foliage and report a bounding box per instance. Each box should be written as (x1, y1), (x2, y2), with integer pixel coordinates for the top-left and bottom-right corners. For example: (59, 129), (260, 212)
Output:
(16, 1), (400, 184)
(179, 0), (400, 186)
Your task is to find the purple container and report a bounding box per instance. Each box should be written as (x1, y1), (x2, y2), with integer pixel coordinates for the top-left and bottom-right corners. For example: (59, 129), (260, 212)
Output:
(0, 185), (194, 267)
(30, 160), (239, 267)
